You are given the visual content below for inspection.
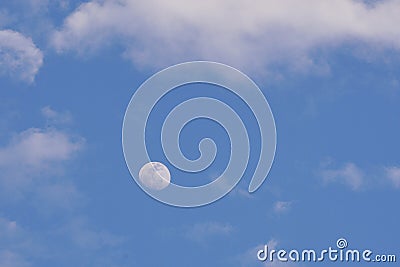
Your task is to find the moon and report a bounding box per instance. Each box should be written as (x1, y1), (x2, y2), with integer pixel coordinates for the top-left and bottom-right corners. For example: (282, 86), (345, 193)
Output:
(138, 162), (171, 190)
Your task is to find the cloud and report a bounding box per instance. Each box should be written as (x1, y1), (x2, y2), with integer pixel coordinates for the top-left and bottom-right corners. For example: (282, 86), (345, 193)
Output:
(58, 217), (124, 250)
(51, 0), (400, 73)
(0, 217), (35, 253)
(0, 30), (43, 83)
(0, 127), (83, 173)
(34, 183), (84, 212)
(273, 201), (292, 213)
(320, 161), (400, 191)
(385, 166), (400, 188)
(41, 106), (72, 125)
(1, 215), (125, 267)
(185, 222), (233, 242)
(0, 107), (84, 204)
(229, 187), (255, 199)
(320, 162), (364, 190)
(0, 217), (31, 267)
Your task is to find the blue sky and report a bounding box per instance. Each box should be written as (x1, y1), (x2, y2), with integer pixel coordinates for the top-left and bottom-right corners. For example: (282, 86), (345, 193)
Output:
(0, 0), (399, 266)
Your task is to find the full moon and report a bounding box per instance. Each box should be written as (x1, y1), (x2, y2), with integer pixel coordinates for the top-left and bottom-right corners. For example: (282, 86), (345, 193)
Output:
(138, 162), (171, 190)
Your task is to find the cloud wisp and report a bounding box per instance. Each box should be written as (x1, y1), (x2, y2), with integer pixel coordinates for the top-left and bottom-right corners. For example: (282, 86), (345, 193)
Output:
(273, 201), (292, 214)
(320, 162), (364, 191)
(385, 166), (400, 188)
(0, 217), (33, 267)
(0, 127), (83, 190)
(184, 221), (234, 243)
(0, 107), (84, 206)
(320, 161), (400, 191)
(41, 106), (73, 125)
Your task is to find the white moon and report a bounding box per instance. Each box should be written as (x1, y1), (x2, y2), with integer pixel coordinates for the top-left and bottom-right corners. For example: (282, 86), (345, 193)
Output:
(138, 162), (171, 190)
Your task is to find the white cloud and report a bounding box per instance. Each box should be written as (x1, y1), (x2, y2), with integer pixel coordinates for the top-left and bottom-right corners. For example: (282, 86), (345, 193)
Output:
(320, 162), (400, 191)
(185, 222), (233, 242)
(385, 166), (400, 188)
(0, 108), (84, 203)
(51, 0), (400, 73)
(273, 201), (292, 213)
(0, 127), (83, 172)
(321, 162), (364, 190)
(0, 30), (43, 83)
(41, 106), (72, 125)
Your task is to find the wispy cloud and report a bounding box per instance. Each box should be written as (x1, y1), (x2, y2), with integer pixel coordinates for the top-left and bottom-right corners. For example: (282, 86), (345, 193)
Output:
(273, 201), (292, 214)
(0, 29), (43, 83)
(52, 0), (400, 73)
(319, 159), (400, 191)
(0, 107), (84, 207)
(0, 217), (19, 241)
(41, 106), (73, 126)
(0, 128), (82, 170)
(320, 162), (364, 191)
(33, 183), (84, 212)
(0, 127), (83, 193)
(185, 222), (233, 243)
(229, 188), (255, 199)
(0, 217), (32, 267)
(385, 166), (400, 188)
(57, 217), (124, 250)
(1, 214), (125, 267)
